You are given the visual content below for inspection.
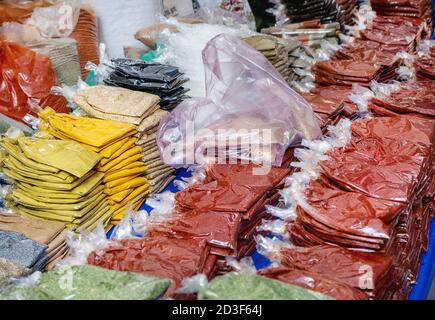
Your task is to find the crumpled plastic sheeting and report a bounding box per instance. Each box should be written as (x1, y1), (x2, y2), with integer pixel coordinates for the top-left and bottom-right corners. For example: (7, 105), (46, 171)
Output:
(157, 34), (321, 167)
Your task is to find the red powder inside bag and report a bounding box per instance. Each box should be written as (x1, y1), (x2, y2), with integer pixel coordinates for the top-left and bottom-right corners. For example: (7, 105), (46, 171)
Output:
(0, 41), (68, 122)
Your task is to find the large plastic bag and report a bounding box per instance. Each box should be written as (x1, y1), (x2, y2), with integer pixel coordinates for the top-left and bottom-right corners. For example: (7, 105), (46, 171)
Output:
(157, 34), (321, 168)
(0, 41), (69, 123)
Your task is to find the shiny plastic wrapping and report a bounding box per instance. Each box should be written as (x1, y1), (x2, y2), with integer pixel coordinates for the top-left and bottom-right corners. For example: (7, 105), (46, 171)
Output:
(157, 33), (321, 167)
(279, 116), (434, 299)
(0, 41), (68, 123)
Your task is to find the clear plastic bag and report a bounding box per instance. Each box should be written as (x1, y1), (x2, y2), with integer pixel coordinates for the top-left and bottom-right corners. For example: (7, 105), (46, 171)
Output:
(394, 51), (416, 82)
(0, 41), (69, 123)
(226, 257), (257, 274)
(26, 0), (81, 38)
(349, 84), (375, 114)
(157, 34), (321, 167)
(195, 0), (256, 30)
(176, 273), (208, 294)
(57, 223), (110, 268)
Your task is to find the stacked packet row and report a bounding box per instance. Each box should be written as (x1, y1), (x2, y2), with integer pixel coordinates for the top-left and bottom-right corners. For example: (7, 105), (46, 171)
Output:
(371, 0), (433, 29)
(278, 0), (358, 26)
(415, 43), (435, 80)
(28, 38), (81, 87)
(262, 20), (340, 48)
(1, 136), (108, 232)
(87, 163), (292, 298)
(243, 34), (320, 89)
(311, 15), (428, 87)
(243, 35), (290, 81)
(73, 85), (175, 196)
(70, 7), (99, 78)
(103, 59), (190, 111)
(0, 215), (68, 271)
(369, 81), (435, 117)
(283, 116), (434, 299)
(299, 85), (358, 127)
(37, 108), (147, 227)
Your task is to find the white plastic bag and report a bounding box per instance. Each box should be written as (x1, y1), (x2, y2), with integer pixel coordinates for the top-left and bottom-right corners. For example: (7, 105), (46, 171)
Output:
(89, 0), (163, 58)
(154, 18), (252, 97)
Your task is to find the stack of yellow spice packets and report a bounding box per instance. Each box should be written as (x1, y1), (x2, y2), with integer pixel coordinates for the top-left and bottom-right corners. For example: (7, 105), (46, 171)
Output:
(73, 85), (175, 195)
(1, 136), (111, 232)
(38, 108), (149, 226)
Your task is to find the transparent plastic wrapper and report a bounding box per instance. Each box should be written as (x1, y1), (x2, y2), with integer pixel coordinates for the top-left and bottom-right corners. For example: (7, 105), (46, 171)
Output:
(258, 118), (352, 254)
(257, 218), (290, 237)
(255, 235), (295, 263)
(349, 84), (375, 115)
(369, 80), (401, 100)
(394, 51), (416, 82)
(0, 271), (41, 300)
(343, 2), (376, 38)
(0, 22), (43, 44)
(172, 166), (206, 191)
(57, 223), (110, 268)
(26, 1), (81, 38)
(176, 273), (209, 295)
(316, 40), (342, 61)
(110, 210), (149, 240)
(417, 40), (435, 54)
(84, 43), (112, 85)
(157, 34), (321, 168)
(0, 41), (69, 123)
(226, 257), (257, 274)
(195, 0), (256, 30)
(176, 257), (256, 295)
